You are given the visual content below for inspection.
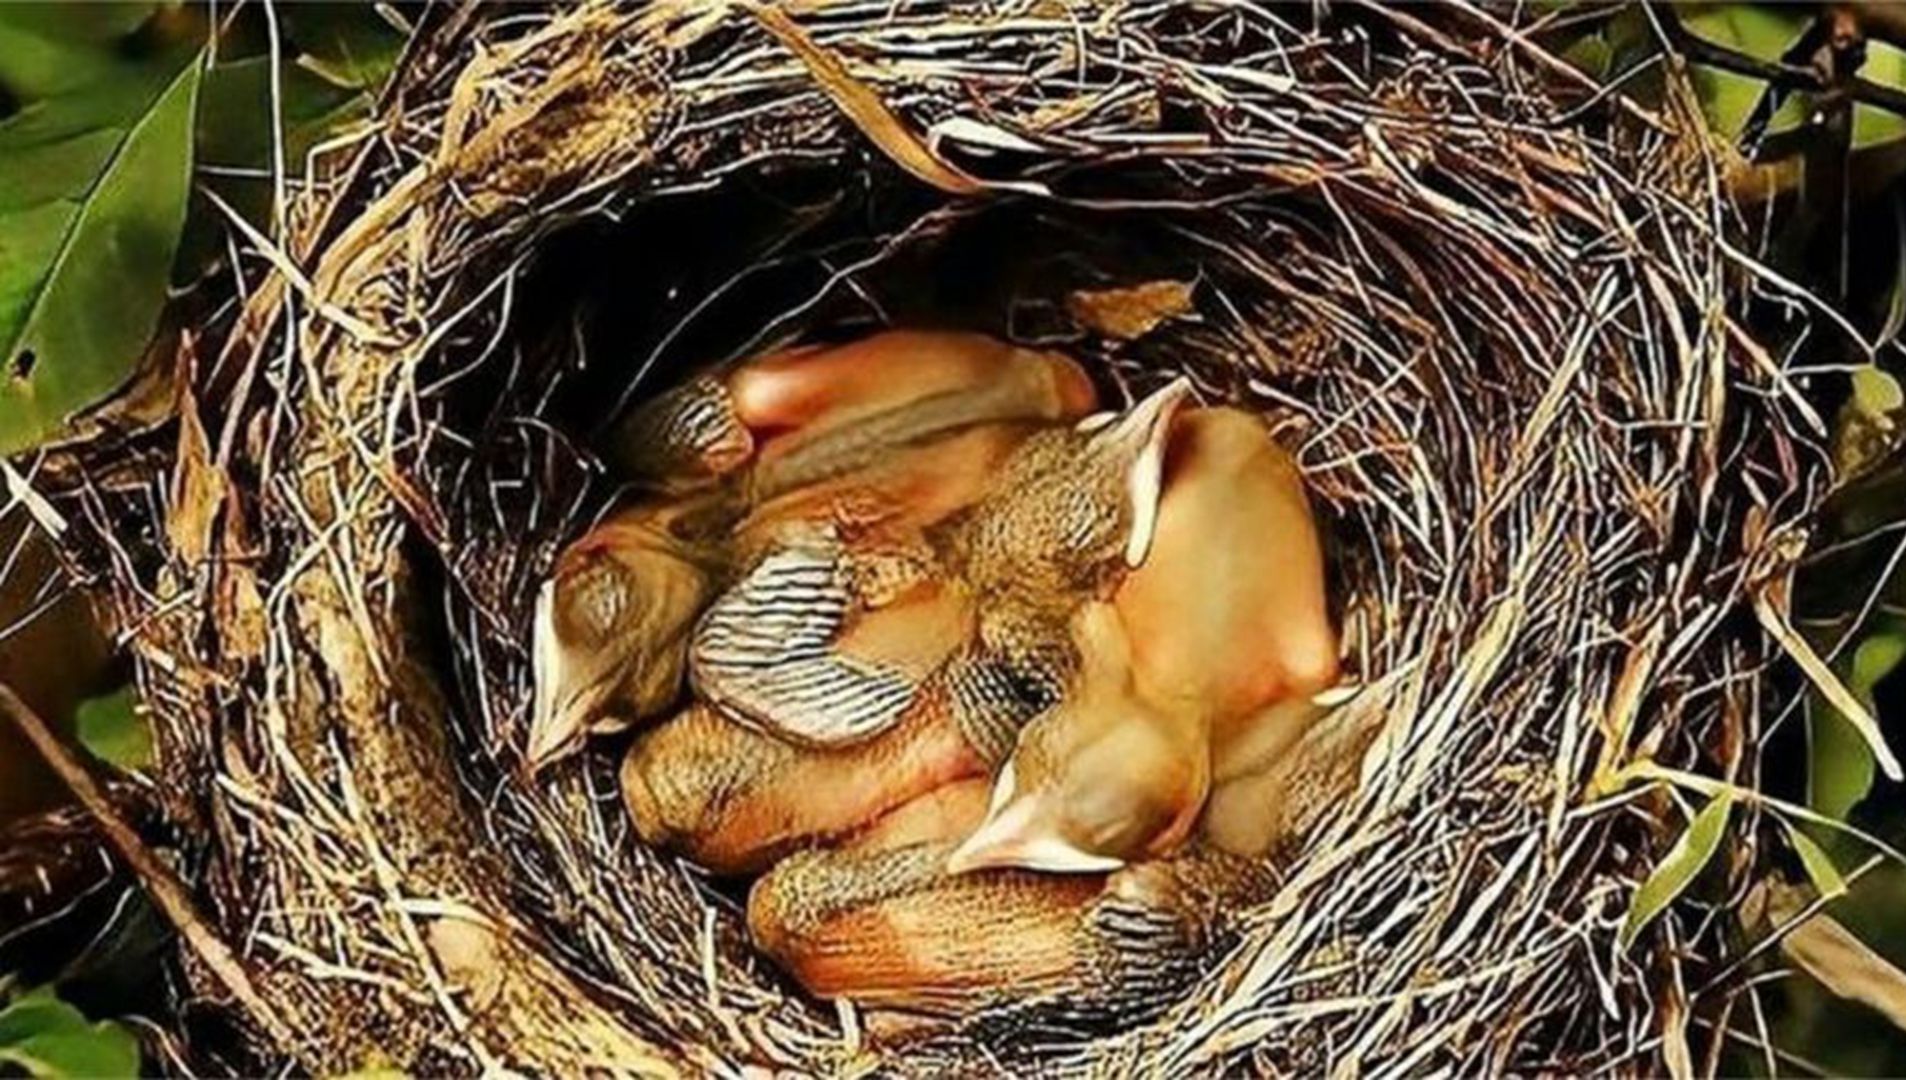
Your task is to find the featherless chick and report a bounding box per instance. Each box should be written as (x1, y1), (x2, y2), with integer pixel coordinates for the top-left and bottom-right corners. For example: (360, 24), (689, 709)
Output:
(527, 331), (1096, 768)
(746, 784), (1279, 1022)
(950, 407), (1339, 874)
(691, 379), (1192, 759)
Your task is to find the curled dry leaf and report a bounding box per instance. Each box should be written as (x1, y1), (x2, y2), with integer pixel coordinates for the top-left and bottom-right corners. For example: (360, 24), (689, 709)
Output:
(1067, 280), (1197, 341)
(1758, 880), (1906, 1036)
(215, 561), (268, 665)
(170, 377), (269, 662)
(749, 5), (986, 197)
(427, 915), (506, 1013)
(167, 388), (224, 564)
(1754, 585), (1904, 781)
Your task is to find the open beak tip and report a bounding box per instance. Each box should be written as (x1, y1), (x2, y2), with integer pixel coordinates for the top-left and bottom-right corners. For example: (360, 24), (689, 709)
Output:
(1143, 377), (1192, 416)
(942, 838), (991, 876)
(523, 709), (578, 773)
(523, 736), (563, 774)
(944, 822), (1019, 875)
(1121, 383), (1188, 569)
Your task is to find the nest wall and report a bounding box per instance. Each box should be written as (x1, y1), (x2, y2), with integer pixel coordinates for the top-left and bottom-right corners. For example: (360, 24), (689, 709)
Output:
(40, 3), (1829, 1075)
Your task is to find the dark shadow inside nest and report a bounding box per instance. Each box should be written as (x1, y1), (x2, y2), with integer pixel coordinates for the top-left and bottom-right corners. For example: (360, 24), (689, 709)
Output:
(429, 160), (1357, 683)
(399, 159), (1371, 1044)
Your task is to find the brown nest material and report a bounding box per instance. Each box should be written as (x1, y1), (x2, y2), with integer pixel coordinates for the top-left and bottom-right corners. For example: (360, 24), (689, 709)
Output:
(29, 2), (1841, 1075)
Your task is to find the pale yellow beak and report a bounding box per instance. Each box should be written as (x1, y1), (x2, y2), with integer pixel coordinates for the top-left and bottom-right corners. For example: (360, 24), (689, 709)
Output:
(525, 580), (596, 772)
(523, 709), (585, 772)
(1099, 378), (1192, 568)
(944, 790), (1126, 876)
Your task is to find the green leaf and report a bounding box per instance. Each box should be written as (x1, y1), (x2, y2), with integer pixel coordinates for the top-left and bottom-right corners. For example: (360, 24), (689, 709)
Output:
(1688, 68), (1770, 141)
(283, 5), (405, 93)
(0, 6), (161, 102)
(196, 57), (365, 172)
(0, 5), (157, 50)
(74, 685), (150, 770)
(172, 53), (365, 272)
(0, 50), (202, 452)
(1856, 41), (1906, 149)
(0, 992), (73, 1045)
(0, 989), (139, 1079)
(1678, 4), (1812, 61)
(1556, 7), (1666, 110)
(1811, 694), (1878, 825)
(174, 45), (387, 282)
(1785, 820), (1849, 900)
(1810, 623), (1906, 821)
(1677, 4), (1812, 142)
(1853, 365), (1905, 415)
(1620, 790), (1736, 950)
(1563, 33), (1613, 81)
(1831, 363), (1906, 478)
(0, 1029), (142, 1080)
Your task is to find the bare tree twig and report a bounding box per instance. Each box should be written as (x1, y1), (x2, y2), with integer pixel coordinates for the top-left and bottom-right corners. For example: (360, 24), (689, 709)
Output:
(1414, 0), (1672, 131)
(0, 681), (300, 1053)
(1655, 2), (1906, 120)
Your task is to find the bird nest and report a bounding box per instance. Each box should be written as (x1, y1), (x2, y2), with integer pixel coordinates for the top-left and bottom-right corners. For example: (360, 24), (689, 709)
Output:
(33, 3), (1830, 1075)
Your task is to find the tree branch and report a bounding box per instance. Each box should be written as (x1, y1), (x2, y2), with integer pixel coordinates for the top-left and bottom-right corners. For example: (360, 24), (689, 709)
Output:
(0, 681), (300, 1052)
(1654, 3), (1906, 120)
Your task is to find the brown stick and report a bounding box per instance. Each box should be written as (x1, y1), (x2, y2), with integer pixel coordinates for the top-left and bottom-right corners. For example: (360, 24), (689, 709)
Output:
(0, 680), (300, 1053)
(1432, 0), (1670, 132)
(1654, 3), (1906, 120)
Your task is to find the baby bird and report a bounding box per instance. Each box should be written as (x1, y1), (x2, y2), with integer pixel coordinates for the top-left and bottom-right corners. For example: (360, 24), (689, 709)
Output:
(742, 774), (1104, 1020)
(747, 839), (1107, 1018)
(728, 330), (1098, 442)
(534, 421), (1039, 771)
(1197, 676), (1392, 859)
(692, 379), (1192, 756)
(943, 379), (1193, 617)
(746, 804), (1276, 1022)
(1196, 694), (1350, 860)
(1111, 408), (1339, 723)
(609, 330), (1097, 493)
(738, 332), (1098, 508)
(610, 374), (756, 493)
(948, 407), (1339, 874)
(620, 667), (987, 875)
(737, 689), (1383, 1022)
(846, 778), (994, 854)
(528, 333), (1097, 769)
(668, 419), (1049, 756)
(945, 602), (1189, 875)
(527, 497), (727, 768)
